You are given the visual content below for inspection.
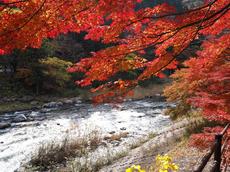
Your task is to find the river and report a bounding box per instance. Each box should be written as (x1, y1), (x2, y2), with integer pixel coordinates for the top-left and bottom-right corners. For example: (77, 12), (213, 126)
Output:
(0, 98), (173, 172)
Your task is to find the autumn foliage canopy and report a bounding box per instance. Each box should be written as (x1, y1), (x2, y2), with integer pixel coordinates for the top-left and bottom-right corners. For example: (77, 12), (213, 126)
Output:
(1, 0), (229, 101)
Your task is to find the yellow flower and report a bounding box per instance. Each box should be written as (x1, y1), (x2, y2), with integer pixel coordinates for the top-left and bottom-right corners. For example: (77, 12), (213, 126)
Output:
(155, 154), (179, 172)
(126, 165), (146, 172)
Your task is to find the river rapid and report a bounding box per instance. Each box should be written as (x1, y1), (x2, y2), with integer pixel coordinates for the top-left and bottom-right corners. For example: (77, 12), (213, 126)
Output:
(0, 98), (173, 172)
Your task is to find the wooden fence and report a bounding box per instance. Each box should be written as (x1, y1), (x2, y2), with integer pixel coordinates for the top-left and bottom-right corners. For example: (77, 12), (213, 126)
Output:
(194, 123), (230, 172)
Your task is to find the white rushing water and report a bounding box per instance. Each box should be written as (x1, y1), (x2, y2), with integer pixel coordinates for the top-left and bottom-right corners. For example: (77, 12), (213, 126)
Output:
(0, 99), (172, 172)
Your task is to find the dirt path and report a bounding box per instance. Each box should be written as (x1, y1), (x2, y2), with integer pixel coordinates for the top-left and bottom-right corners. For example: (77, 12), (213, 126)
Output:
(99, 118), (204, 172)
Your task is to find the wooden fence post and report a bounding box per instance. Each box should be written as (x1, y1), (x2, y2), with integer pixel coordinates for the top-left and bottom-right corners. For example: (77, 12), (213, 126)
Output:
(214, 134), (222, 172)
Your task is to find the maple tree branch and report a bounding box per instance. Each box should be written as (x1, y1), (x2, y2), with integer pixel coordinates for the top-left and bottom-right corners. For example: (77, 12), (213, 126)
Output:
(146, 2), (229, 39)
(139, 34), (197, 80)
(86, 2), (229, 84)
(178, 3), (229, 30)
(150, 0), (218, 19)
(136, 5), (215, 80)
(97, 5), (217, 63)
(145, 4), (228, 80)
(0, 0), (96, 38)
(1, 0), (94, 50)
(197, 2), (213, 30)
(201, 7), (229, 30)
(0, 0), (46, 37)
(148, 2), (229, 37)
(97, 1), (218, 42)
(140, 2), (228, 44)
(126, 0), (218, 28)
(117, 0), (222, 46)
(141, 8), (216, 79)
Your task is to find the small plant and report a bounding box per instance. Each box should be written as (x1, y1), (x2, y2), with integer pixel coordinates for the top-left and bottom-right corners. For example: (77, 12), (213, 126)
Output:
(126, 165), (146, 172)
(126, 155), (179, 172)
(155, 154), (179, 172)
(29, 127), (102, 170)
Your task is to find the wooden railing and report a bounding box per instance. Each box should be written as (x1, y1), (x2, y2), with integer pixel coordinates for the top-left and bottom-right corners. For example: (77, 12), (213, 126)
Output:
(194, 123), (230, 172)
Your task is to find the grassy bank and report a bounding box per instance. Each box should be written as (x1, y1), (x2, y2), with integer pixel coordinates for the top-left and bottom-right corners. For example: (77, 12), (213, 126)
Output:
(0, 102), (41, 114)
(0, 87), (91, 115)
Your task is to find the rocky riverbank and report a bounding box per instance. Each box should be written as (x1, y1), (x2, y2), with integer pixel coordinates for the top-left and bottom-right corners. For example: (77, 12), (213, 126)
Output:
(0, 93), (166, 130)
(0, 96), (83, 130)
(0, 96), (83, 115)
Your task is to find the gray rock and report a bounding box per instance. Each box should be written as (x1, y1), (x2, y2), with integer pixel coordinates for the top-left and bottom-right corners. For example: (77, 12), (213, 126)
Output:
(56, 102), (63, 106)
(111, 141), (120, 147)
(14, 110), (30, 116)
(40, 108), (53, 113)
(120, 127), (126, 131)
(0, 122), (11, 129)
(34, 122), (40, 126)
(152, 109), (162, 114)
(72, 97), (82, 103)
(63, 99), (74, 104)
(42, 102), (55, 108)
(182, 0), (203, 9)
(29, 111), (40, 117)
(42, 101), (63, 108)
(13, 114), (27, 123)
(20, 96), (34, 102)
(109, 131), (116, 134)
(27, 117), (34, 121)
(2, 97), (14, 102)
(11, 98), (17, 101)
(30, 101), (39, 106)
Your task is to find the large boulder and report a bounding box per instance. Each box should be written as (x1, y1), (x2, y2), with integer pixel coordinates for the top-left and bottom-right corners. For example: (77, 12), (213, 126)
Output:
(0, 122), (11, 129)
(13, 114), (27, 123)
